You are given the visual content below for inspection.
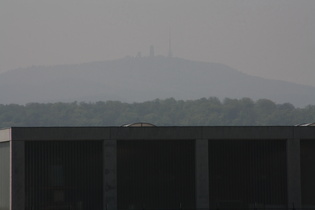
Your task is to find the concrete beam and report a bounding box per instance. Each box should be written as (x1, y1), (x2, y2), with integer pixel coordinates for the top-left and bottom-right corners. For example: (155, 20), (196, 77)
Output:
(287, 139), (301, 208)
(195, 139), (209, 209)
(0, 128), (11, 142)
(11, 141), (25, 210)
(103, 140), (117, 210)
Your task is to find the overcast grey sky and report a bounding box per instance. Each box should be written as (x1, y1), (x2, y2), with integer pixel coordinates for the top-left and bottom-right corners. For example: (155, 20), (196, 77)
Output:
(1, 0), (314, 87)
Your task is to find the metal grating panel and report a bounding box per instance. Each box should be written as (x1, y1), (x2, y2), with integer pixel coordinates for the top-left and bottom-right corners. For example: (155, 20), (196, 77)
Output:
(25, 141), (103, 210)
(117, 140), (195, 210)
(301, 140), (315, 207)
(0, 142), (10, 210)
(208, 140), (287, 209)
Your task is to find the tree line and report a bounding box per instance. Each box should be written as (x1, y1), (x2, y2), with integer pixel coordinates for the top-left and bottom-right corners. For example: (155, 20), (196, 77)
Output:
(0, 97), (314, 128)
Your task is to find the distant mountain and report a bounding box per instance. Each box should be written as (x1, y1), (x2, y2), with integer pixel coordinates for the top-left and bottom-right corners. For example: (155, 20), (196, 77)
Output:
(0, 56), (314, 107)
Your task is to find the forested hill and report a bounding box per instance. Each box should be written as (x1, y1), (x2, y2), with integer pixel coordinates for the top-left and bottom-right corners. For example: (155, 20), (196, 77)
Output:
(1, 56), (315, 107)
(1, 98), (314, 128)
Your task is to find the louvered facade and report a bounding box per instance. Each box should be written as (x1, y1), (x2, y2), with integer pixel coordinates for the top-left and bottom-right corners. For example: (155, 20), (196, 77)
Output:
(0, 126), (314, 210)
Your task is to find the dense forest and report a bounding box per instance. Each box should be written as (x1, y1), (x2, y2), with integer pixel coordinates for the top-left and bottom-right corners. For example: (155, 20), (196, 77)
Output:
(0, 97), (314, 128)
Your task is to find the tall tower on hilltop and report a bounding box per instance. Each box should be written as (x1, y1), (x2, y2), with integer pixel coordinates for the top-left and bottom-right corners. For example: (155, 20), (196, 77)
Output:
(150, 45), (155, 57)
(168, 30), (173, 57)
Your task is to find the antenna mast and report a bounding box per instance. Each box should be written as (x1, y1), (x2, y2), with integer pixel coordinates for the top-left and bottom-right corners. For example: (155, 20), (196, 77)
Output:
(168, 30), (173, 57)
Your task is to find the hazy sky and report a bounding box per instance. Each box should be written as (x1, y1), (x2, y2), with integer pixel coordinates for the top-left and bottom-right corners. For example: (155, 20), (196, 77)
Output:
(1, 0), (314, 87)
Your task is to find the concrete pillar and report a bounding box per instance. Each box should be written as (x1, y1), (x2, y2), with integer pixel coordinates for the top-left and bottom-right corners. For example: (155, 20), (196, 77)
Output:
(287, 139), (301, 208)
(195, 139), (209, 209)
(11, 140), (25, 210)
(103, 140), (117, 210)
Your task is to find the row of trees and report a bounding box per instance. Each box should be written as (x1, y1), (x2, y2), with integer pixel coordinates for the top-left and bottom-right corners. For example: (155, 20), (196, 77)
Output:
(0, 97), (314, 128)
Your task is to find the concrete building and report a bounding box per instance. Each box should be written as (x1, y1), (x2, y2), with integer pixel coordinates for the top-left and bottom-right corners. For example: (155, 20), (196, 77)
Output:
(0, 126), (315, 210)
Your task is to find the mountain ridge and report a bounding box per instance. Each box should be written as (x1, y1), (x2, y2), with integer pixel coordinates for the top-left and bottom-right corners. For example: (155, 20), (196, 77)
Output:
(1, 56), (314, 107)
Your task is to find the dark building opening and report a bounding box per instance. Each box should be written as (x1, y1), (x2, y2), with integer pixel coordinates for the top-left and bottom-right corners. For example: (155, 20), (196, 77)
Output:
(25, 141), (103, 210)
(208, 140), (287, 209)
(117, 140), (195, 210)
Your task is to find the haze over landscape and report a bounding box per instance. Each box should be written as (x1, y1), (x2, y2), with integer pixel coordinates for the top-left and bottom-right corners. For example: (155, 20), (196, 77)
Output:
(1, 0), (315, 106)
(1, 56), (315, 108)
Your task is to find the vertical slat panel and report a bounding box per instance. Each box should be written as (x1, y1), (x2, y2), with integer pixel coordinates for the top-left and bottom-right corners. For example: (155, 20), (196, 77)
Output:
(208, 140), (287, 209)
(25, 141), (103, 210)
(117, 140), (195, 210)
(0, 142), (10, 210)
(300, 140), (315, 207)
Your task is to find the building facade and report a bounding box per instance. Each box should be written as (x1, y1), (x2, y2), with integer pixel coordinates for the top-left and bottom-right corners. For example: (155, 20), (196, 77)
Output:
(0, 126), (315, 210)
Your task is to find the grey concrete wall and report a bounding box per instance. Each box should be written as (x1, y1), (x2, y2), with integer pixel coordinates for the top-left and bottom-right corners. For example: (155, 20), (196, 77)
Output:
(11, 141), (25, 210)
(0, 128), (11, 142)
(103, 140), (117, 210)
(195, 139), (209, 209)
(287, 139), (301, 208)
(0, 142), (10, 210)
